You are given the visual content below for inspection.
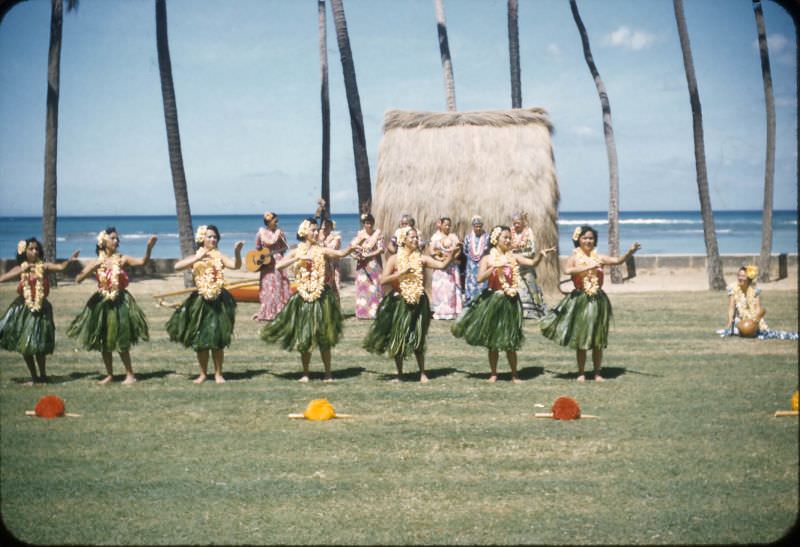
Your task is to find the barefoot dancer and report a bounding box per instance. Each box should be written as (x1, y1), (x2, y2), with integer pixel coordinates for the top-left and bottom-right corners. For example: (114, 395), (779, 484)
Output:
(69, 227), (157, 385)
(363, 227), (454, 383)
(452, 226), (555, 383)
(260, 217), (354, 382)
(167, 225), (244, 384)
(539, 225), (640, 382)
(0, 239), (79, 384)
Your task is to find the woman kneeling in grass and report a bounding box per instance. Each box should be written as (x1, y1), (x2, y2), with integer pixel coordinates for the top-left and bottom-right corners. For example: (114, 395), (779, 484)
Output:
(539, 225), (640, 382)
(69, 227), (157, 385)
(260, 217), (354, 382)
(363, 226), (454, 383)
(167, 225), (244, 384)
(0, 238), (79, 384)
(452, 226), (555, 383)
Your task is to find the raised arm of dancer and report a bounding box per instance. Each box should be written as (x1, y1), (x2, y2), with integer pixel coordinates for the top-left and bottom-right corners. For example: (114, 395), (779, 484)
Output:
(75, 258), (103, 283)
(125, 236), (158, 267)
(599, 242), (641, 266)
(45, 250), (80, 272)
(220, 241), (245, 270)
(322, 245), (355, 260)
(516, 246), (557, 268)
(0, 265), (22, 283)
(174, 247), (208, 271)
(422, 251), (454, 271)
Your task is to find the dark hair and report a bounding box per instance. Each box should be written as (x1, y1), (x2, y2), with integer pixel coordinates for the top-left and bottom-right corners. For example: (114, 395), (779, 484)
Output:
(296, 217), (318, 241)
(360, 213), (375, 225)
(16, 237), (43, 265)
(488, 225), (511, 250)
(263, 212), (277, 227)
(195, 225), (221, 250)
(572, 225), (599, 248)
(439, 216), (451, 223)
(95, 226), (118, 255)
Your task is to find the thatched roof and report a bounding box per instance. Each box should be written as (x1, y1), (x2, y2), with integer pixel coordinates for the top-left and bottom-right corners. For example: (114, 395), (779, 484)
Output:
(373, 107), (561, 291)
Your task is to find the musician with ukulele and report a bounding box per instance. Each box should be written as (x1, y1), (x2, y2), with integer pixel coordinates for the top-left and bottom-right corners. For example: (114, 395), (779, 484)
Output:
(250, 212), (291, 321)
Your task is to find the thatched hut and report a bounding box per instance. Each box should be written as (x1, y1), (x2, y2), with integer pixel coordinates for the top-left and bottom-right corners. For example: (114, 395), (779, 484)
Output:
(372, 108), (561, 292)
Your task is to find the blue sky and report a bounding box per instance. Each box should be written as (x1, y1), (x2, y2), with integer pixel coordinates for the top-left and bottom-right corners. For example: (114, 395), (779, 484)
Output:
(0, 0), (796, 215)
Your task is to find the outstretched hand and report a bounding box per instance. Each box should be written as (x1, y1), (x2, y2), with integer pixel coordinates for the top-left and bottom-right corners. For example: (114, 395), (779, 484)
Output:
(540, 246), (557, 256)
(234, 240), (245, 253)
(147, 235), (158, 249)
(629, 242), (642, 254)
(69, 250), (81, 261)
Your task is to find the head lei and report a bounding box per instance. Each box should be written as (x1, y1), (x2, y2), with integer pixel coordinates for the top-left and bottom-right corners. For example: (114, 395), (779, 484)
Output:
(297, 219), (314, 239)
(396, 226), (414, 248)
(490, 226), (504, 246)
(263, 212), (276, 223)
(96, 230), (112, 250)
(195, 225), (209, 244)
(471, 215), (483, 226)
(744, 264), (758, 281)
(16, 240), (27, 255)
(572, 227), (583, 242)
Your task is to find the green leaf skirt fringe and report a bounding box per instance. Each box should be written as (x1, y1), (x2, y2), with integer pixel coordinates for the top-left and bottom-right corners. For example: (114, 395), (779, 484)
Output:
(166, 289), (236, 351)
(539, 289), (612, 350)
(452, 289), (524, 351)
(363, 292), (431, 358)
(260, 285), (342, 353)
(68, 290), (149, 352)
(0, 297), (55, 356)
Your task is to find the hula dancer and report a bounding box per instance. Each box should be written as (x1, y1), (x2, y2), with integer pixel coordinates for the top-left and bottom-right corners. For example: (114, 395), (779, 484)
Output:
(0, 239), (79, 384)
(68, 227), (157, 385)
(452, 226), (555, 383)
(260, 217), (354, 382)
(363, 226), (454, 383)
(540, 225), (640, 382)
(167, 225), (244, 384)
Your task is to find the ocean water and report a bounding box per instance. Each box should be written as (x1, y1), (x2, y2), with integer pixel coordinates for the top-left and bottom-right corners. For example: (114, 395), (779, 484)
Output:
(0, 210), (796, 259)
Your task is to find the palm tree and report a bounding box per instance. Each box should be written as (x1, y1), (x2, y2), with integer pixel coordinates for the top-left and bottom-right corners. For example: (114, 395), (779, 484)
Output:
(0, 0), (28, 26)
(434, 0), (456, 112)
(329, 0), (371, 213)
(507, 0), (521, 108)
(753, 0), (775, 282)
(569, 0), (622, 282)
(673, 0), (725, 290)
(155, 0), (194, 287)
(318, 0), (331, 218)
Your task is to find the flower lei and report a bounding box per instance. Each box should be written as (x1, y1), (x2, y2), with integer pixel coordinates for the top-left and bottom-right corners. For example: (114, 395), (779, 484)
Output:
(731, 284), (759, 321)
(195, 225), (208, 244)
(20, 261), (45, 312)
(489, 248), (521, 297)
(467, 231), (487, 261)
(294, 241), (326, 302)
(574, 248), (601, 296)
(97, 252), (123, 301)
(194, 250), (225, 301)
(396, 248), (424, 304)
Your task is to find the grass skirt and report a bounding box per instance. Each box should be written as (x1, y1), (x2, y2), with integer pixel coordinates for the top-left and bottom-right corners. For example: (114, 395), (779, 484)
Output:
(166, 289), (236, 351)
(451, 289), (523, 351)
(363, 292), (431, 358)
(68, 290), (149, 352)
(539, 289), (612, 350)
(0, 297), (55, 356)
(260, 285), (342, 353)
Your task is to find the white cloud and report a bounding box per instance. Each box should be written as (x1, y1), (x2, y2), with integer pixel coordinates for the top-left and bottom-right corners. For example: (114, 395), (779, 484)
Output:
(546, 43), (562, 57)
(605, 26), (655, 51)
(753, 33), (790, 54)
(572, 125), (597, 138)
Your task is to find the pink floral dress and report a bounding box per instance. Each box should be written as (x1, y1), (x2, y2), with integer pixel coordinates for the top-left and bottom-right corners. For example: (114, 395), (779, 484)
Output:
(430, 231), (463, 319)
(320, 230), (342, 298)
(351, 228), (384, 319)
(254, 227), (291, 321)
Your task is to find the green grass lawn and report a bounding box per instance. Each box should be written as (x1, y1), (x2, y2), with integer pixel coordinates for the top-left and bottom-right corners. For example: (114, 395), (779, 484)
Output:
(1, 282), (797, 545)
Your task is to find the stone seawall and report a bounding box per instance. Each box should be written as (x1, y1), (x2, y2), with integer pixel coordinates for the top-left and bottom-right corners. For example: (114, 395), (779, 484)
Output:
(0, 253), (796, 281)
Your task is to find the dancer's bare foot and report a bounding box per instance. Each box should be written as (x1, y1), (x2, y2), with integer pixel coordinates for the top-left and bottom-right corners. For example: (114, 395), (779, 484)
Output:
(390, 376), (402, 383)
(323, 376), (334, 383)
(576, 375), (586, 383)
(36, 375), (48, 384)
(98, 375), (113, 385)
(193, 374), (207, 384)
(594, 374), (604, 382)
(298, 376), (310, 383)
(23, 380), (35, 386)
(251, 313), (259, 321)
(122, 375), (137, 385)
(511, 376), (522, 384)
(214, 374), (226, 384)
(487, 375), (497, 383)
(419, 373), (429, 384)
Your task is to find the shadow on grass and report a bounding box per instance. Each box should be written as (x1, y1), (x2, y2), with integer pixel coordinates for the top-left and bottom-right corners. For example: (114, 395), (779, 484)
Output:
(270, 366), (366, 382)
(9, 371), (98, 384)
(219, 368), (271, 381)
(375, 366), (459, 382)
(464, 366), (545, 381)
(547, 366), (635, 380)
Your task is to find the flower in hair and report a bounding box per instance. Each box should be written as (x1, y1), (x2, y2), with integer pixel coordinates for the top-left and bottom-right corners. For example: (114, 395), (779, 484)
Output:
(297, 220), (314, 239)
(745, 264), (758, 281)
(396, 226), (413, 247)
(195, 225), (208, 244)
(572, 227), (583, 242)
(96, 230), (109, 248)
(490, 226), (503, 246)
(17, 240), (27, 255)
(263, 212), (275, 223)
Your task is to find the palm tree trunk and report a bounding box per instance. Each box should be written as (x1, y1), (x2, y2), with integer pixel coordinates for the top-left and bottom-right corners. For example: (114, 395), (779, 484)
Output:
(319, 0), (331, 218)
(330, 0), (371, 214)
(434, 0), (456, 112)
(42, 0), (62, 276)
(507, 0), (521, 108)
(673, 0), (725, 290)
(569, 0), (622, 282)
(753, 0), (775, 283)
(156, 0), (194, 287)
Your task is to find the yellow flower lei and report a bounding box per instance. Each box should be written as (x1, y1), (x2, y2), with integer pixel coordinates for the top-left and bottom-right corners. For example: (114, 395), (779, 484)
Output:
(194, 250), (225, 301)
(20, 261), (45, 312)
(396, 248), (424, 304)
(97, 252), (123, 302)
(294, 241), (326, 302)
(489, 247), (521, 297)
(731, 284), (759, 321)
(573, 248), (601, 296)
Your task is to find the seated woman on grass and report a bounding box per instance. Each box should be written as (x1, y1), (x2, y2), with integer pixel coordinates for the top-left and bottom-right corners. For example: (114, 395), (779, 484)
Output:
(0, 238), (79, 384)
(717, 264), (798, 340)
(452, 226), (555, 383)
(260, 217), (355, 382)
(539, 225), (640, 382)
(363, 226), (454, 383)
